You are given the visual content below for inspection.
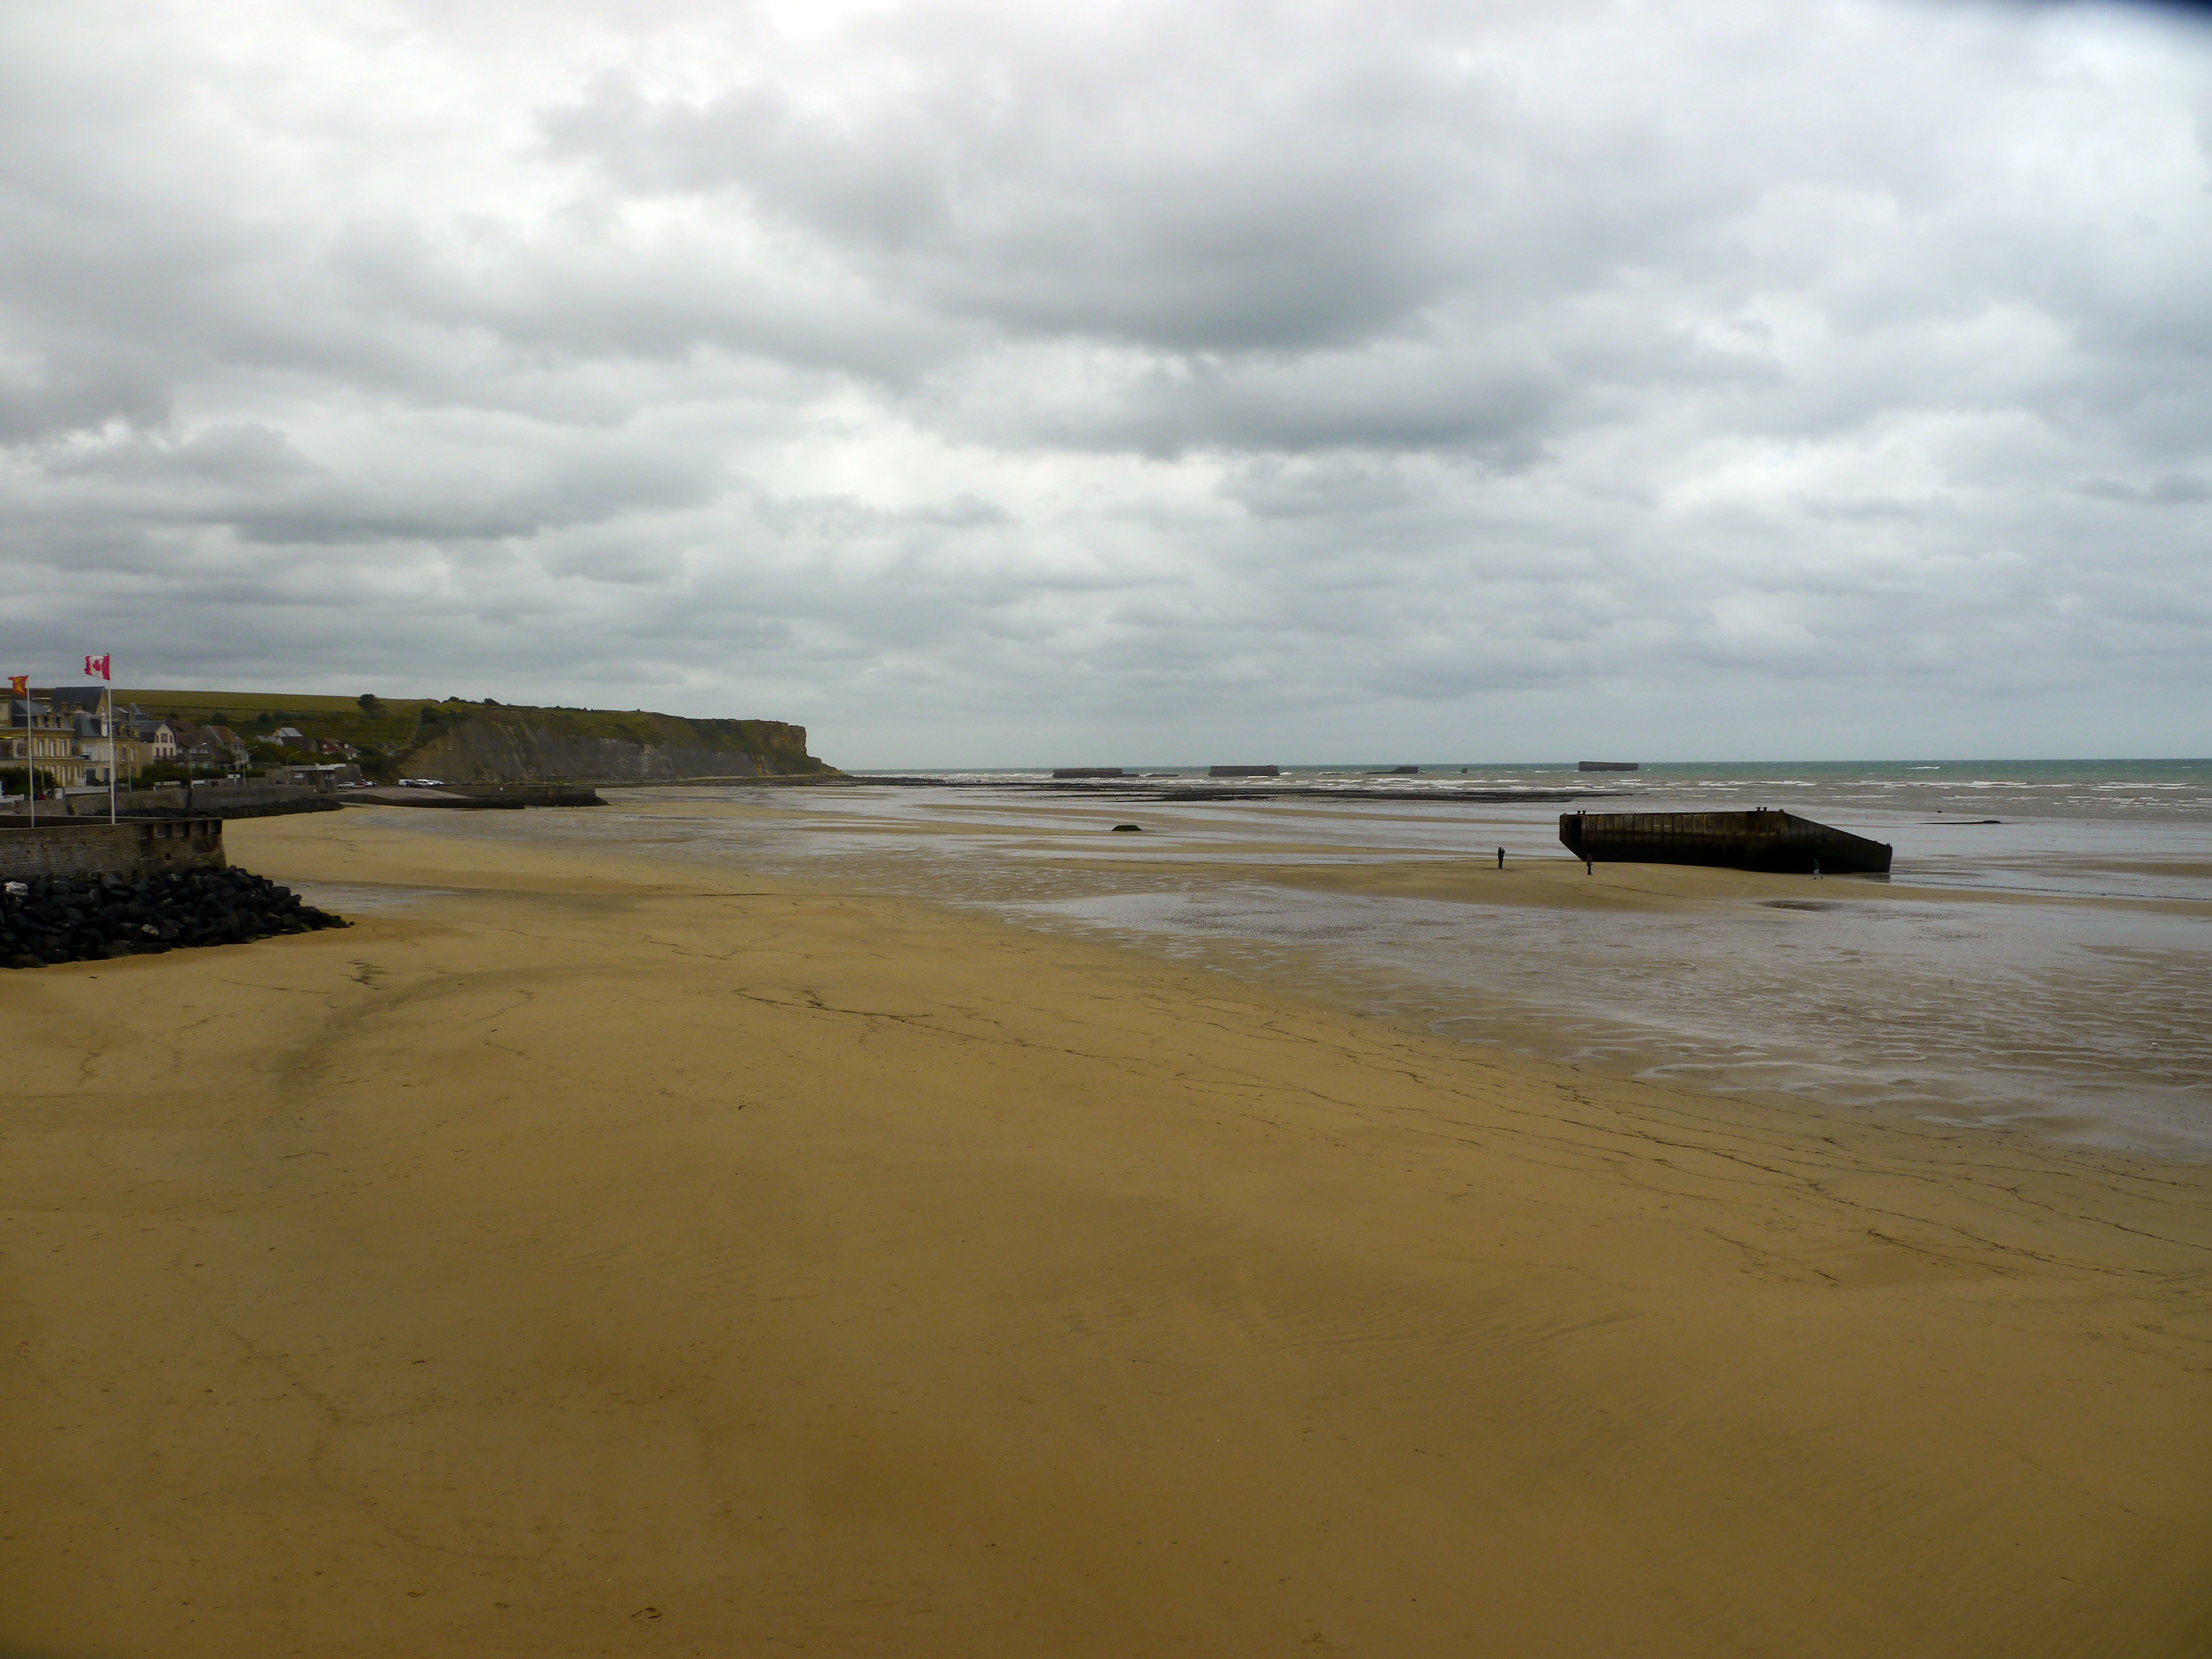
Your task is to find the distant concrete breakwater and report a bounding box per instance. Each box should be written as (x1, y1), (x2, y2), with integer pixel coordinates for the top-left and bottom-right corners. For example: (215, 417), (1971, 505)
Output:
(344, 784), (605, 810)
(844, 775), (1626, 805)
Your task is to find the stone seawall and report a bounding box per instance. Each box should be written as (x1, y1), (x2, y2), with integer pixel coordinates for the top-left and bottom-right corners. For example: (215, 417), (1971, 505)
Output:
(0, 818), (227, 881)
(49, 784), (343, 820)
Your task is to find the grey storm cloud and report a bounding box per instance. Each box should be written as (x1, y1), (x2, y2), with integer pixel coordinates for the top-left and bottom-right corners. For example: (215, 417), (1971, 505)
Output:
(2, 0), (2210, 763)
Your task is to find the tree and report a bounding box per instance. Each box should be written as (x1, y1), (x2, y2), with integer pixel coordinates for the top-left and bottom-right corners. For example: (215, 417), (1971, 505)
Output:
(2, 766), (60, 796)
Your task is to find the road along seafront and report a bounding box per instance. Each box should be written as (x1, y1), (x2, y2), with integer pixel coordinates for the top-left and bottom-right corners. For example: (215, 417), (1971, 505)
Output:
(2, 805), (2208, 1659)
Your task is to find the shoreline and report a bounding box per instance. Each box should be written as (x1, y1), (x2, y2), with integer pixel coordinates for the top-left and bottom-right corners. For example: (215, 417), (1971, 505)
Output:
(4, 808), (2209, 1656)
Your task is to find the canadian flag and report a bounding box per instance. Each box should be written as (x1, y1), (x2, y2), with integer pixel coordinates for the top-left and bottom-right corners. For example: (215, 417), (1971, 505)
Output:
(84, 653), (110, 680)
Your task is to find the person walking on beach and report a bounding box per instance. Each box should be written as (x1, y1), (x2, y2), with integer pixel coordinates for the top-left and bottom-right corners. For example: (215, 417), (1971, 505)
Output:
(1496, 847), (1505, 869)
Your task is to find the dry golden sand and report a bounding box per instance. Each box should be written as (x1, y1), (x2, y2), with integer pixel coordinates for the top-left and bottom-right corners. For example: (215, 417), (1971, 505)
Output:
(3, 809), (2209, 1657)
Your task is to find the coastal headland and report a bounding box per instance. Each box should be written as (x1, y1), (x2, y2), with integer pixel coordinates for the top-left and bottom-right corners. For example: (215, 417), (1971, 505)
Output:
(3, 808), (2208, 1657)
(112, 688), (834, 784)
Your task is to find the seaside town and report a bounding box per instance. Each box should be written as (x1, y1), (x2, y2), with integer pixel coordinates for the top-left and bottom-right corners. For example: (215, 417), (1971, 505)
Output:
(2, 687), (361, 802)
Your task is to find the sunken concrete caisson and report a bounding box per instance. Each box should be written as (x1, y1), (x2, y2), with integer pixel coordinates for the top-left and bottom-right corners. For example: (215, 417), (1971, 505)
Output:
(1558, 808), (1893, 875)
(1, 867), (349, 968)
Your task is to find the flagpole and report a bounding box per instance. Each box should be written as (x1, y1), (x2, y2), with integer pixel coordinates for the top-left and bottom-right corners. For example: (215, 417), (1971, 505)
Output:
(107, 680), (117, 825)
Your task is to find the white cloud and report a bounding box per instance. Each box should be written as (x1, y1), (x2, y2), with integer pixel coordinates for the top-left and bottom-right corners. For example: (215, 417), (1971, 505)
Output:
(2, 0), (2209, 763)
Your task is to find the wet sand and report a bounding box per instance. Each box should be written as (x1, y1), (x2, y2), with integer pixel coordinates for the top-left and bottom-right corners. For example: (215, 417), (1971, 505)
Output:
(4, 808), (2210, 1657)
(436, 785), (2212, 1151)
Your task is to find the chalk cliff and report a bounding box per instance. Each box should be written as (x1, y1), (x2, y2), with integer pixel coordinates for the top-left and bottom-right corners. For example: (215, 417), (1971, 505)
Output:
(402, 706), (830, 783)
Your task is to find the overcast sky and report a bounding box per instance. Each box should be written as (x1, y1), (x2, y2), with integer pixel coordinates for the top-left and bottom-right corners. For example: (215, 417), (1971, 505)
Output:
(3, 0), (2209, 765)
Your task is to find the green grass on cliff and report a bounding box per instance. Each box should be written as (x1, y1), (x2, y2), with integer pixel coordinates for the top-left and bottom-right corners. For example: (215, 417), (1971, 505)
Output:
(117, 690), (828, 771)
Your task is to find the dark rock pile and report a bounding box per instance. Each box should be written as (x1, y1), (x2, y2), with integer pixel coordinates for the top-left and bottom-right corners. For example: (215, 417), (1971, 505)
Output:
(1, 868), (348, 968)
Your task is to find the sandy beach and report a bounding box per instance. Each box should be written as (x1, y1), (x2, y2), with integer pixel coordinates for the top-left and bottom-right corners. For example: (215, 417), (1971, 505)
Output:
(4, 807), (2209, 1657)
